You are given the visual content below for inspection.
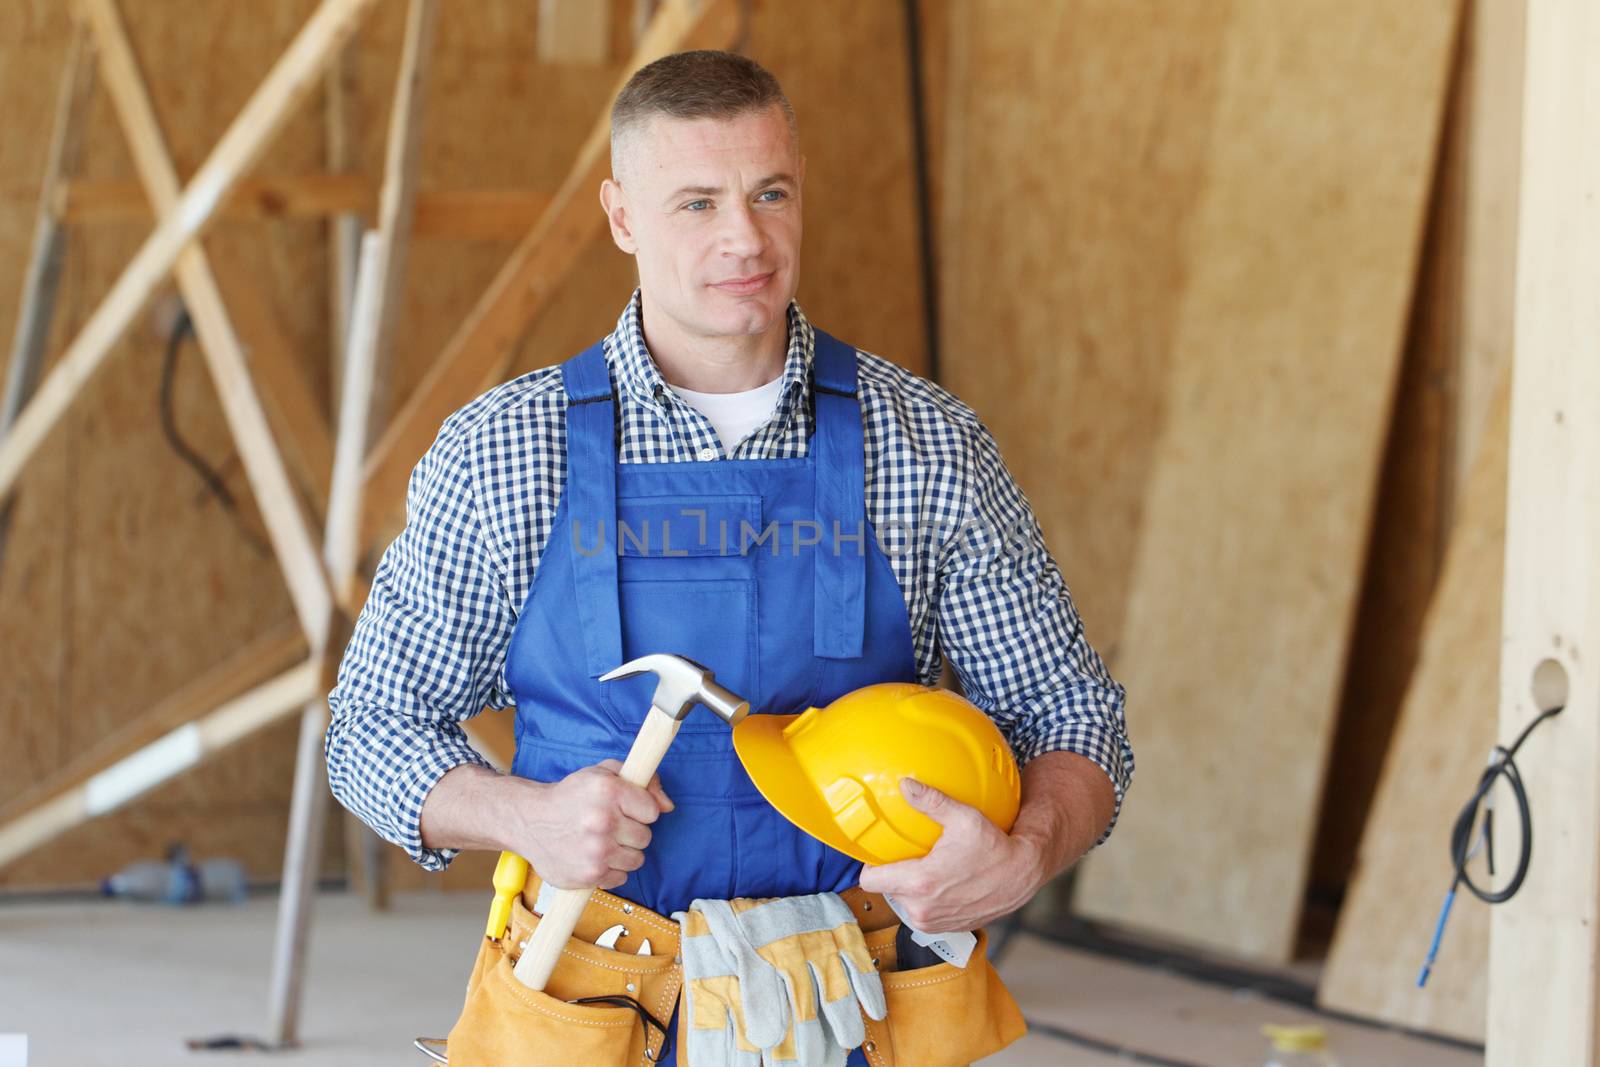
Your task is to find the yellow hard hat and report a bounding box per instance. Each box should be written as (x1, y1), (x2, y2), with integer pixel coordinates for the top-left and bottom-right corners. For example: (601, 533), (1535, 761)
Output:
(732, 682), (1022, 866)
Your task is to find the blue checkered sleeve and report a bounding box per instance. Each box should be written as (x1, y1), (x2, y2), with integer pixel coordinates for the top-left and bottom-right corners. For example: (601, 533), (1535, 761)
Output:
(934, 414), (1133, 847)
(324, 414), (512, 871)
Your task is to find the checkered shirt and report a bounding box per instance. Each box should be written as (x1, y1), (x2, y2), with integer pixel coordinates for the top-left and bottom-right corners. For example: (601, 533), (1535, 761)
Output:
(325, 290), (1133, 870)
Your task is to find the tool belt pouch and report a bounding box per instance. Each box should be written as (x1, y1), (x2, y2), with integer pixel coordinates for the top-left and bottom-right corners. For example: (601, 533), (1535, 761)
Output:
(857, 924), (1027, 1067)
(446, 889), (681, 1067)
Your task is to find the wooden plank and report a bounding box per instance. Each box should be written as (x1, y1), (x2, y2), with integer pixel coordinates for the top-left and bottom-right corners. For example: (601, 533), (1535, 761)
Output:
(1071, 0), (1461, 963)
(1318, 378), (1508, 1040)
(1489, 0), (1600, 1060)
(270, 2), (437, 1036)
(359, 0), (741, 551)
(0, 621), (306, 848)
(360, 0), (436, 464)
(56, 173), (371, 222)
(0, 22), (95, 573)
(78, 0), (335, 641)
(0, 657), (320, 870)
(56, 178), (553, 241)
(539, 0), (611, 63)
(0, 0), (380, 508)
(1, 24), (94, 438)
(206, 248), (335, 517)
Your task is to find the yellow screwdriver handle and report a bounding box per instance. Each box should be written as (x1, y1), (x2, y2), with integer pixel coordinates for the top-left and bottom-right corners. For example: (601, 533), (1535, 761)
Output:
(486, 851), (530, 940)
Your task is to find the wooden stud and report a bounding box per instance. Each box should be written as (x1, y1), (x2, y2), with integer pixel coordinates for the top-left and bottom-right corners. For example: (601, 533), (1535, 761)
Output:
(55, 178), (555, 241)
(360, 0), (437, 464)
(0, 23), (96, 571)
(270, 2), (437, 1038)
(1490, 0), (1600, 1061)
(359, 0), (742, 551)
(0, 0), (380, 513)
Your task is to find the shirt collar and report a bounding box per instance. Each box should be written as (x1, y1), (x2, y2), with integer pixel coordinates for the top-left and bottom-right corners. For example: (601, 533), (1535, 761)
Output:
(606, 288), (815, 416)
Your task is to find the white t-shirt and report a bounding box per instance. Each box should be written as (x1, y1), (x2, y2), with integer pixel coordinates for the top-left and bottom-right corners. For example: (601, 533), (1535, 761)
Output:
(668, 375), (785, 456)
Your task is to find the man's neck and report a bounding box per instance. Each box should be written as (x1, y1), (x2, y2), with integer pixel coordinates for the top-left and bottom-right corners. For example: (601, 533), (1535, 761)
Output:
(640, 294), (788, 394)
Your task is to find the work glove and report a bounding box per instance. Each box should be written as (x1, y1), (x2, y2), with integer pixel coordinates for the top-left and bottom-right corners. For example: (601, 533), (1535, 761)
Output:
(676, 893), (887, 1067)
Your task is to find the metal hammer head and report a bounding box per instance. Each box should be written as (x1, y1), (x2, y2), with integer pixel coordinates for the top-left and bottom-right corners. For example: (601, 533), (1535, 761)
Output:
(600, 654), (750, 726)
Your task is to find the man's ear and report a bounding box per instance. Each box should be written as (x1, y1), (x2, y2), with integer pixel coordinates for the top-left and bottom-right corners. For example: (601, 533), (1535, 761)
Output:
(599, 178), (638, 255)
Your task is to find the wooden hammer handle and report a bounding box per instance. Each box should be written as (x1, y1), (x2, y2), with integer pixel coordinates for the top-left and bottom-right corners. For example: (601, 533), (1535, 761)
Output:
(512, 706), (683, 989)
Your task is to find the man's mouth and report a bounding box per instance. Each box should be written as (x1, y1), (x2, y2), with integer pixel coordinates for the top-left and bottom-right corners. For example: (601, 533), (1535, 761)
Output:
(711, 272), (774, 296)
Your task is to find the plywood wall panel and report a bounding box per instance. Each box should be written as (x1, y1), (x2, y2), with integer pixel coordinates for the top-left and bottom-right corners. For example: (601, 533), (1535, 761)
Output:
(0, 0), (332, 888)
(1317, 380), (1508, 1042)
(1310, 0), (1523, 924)
(1072, 0), (1460, 963)
(939, 0), (1232, 651)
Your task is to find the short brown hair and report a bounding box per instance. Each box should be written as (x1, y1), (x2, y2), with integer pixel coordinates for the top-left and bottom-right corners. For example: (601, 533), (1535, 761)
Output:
(610, 50), (797, 178)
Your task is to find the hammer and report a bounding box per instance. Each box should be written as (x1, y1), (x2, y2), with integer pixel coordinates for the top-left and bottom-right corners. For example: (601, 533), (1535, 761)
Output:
(512, 653), (749, 990)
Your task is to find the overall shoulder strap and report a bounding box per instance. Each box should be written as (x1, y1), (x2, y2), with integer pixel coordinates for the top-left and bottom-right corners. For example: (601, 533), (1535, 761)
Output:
(560, 341), (623, 676)
(809, 329), (866, 660)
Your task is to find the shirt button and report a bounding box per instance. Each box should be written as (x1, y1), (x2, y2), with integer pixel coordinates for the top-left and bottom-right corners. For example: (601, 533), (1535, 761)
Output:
(698, 447), (718, 461)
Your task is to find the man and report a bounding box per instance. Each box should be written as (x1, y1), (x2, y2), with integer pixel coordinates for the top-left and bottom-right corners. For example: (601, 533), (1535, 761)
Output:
(327, 49), (1131, 1061)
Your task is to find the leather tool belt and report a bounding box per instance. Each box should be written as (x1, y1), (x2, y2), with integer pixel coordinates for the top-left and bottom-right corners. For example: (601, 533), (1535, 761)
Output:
(443, 872), (1027, 1066)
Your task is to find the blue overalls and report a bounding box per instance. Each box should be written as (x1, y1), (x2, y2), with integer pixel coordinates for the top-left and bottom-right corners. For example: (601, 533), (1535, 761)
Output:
(504, 329), (917, 1065)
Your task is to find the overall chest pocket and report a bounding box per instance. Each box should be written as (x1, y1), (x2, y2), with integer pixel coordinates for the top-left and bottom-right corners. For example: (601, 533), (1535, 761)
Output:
(605, 495), (762, 735)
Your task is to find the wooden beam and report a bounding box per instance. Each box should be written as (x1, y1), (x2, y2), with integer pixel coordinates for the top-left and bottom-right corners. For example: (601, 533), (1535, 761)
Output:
(0, 0), (379, 511)
(206, 250), (335, 517)
(359, 0), (741, 550)
(361, 0), (437, 461)
(269, 235), (390, 1047)
(270, 1), (437, 1041)
(78, 0), (338, 641)
(0, 656), (320, 870)
(1490, 0), (1600, 1061)
(0, 23), (96, 573)
(0, 621), (307, 852)
(56, 173), (371, 222)
(1, 25), (95, 439)
(55, 178), (553, 241)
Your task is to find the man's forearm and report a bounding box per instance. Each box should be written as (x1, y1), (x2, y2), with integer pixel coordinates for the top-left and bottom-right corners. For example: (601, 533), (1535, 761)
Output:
(419, 764), (543, 854)
(1010, 750), (1118, 880)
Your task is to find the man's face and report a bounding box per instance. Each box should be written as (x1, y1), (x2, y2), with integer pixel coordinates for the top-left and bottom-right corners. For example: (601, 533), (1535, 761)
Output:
(602, 105), (803, 344)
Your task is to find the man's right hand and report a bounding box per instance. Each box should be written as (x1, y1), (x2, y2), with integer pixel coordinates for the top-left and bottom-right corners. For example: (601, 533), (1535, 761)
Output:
(509, 759), (674, 890)
(416, 760), (674, 892)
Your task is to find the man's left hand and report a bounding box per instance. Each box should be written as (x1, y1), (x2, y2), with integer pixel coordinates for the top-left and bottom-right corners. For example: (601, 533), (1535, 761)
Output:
(857, 777), (1048, 932)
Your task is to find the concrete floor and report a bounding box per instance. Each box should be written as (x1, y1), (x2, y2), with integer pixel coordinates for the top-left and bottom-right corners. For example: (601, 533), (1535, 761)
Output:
(0, 890), (1481, 1066)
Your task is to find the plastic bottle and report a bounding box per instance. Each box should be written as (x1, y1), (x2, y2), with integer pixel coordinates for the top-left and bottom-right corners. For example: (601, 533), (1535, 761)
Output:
(1262, 1024), (1339, 1067)
(101, 846), (247, 904)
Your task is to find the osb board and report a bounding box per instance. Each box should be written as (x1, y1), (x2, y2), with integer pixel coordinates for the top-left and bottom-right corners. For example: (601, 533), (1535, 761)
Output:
(0, 1), (336, 887)
(1318, 380), (1510, 1042)
(1310, 0), (1523, 912)
(1306, 49), (1465, 904)
(1072, 0), (1460, 963)
(938, 1), (1232, 655)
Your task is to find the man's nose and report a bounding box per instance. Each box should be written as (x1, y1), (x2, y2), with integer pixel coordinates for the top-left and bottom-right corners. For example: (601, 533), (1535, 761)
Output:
(718, 201), (768, 257)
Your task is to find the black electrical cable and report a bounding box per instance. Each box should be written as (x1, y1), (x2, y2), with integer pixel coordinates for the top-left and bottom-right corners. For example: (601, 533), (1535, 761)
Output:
(1417, 702), (1564, 986)
(159, 307), (269, 557)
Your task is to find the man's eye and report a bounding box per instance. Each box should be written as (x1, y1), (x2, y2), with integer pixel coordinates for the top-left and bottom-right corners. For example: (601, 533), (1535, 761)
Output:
(758, 190), (786, 202)
(685, 200), (711, 211)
